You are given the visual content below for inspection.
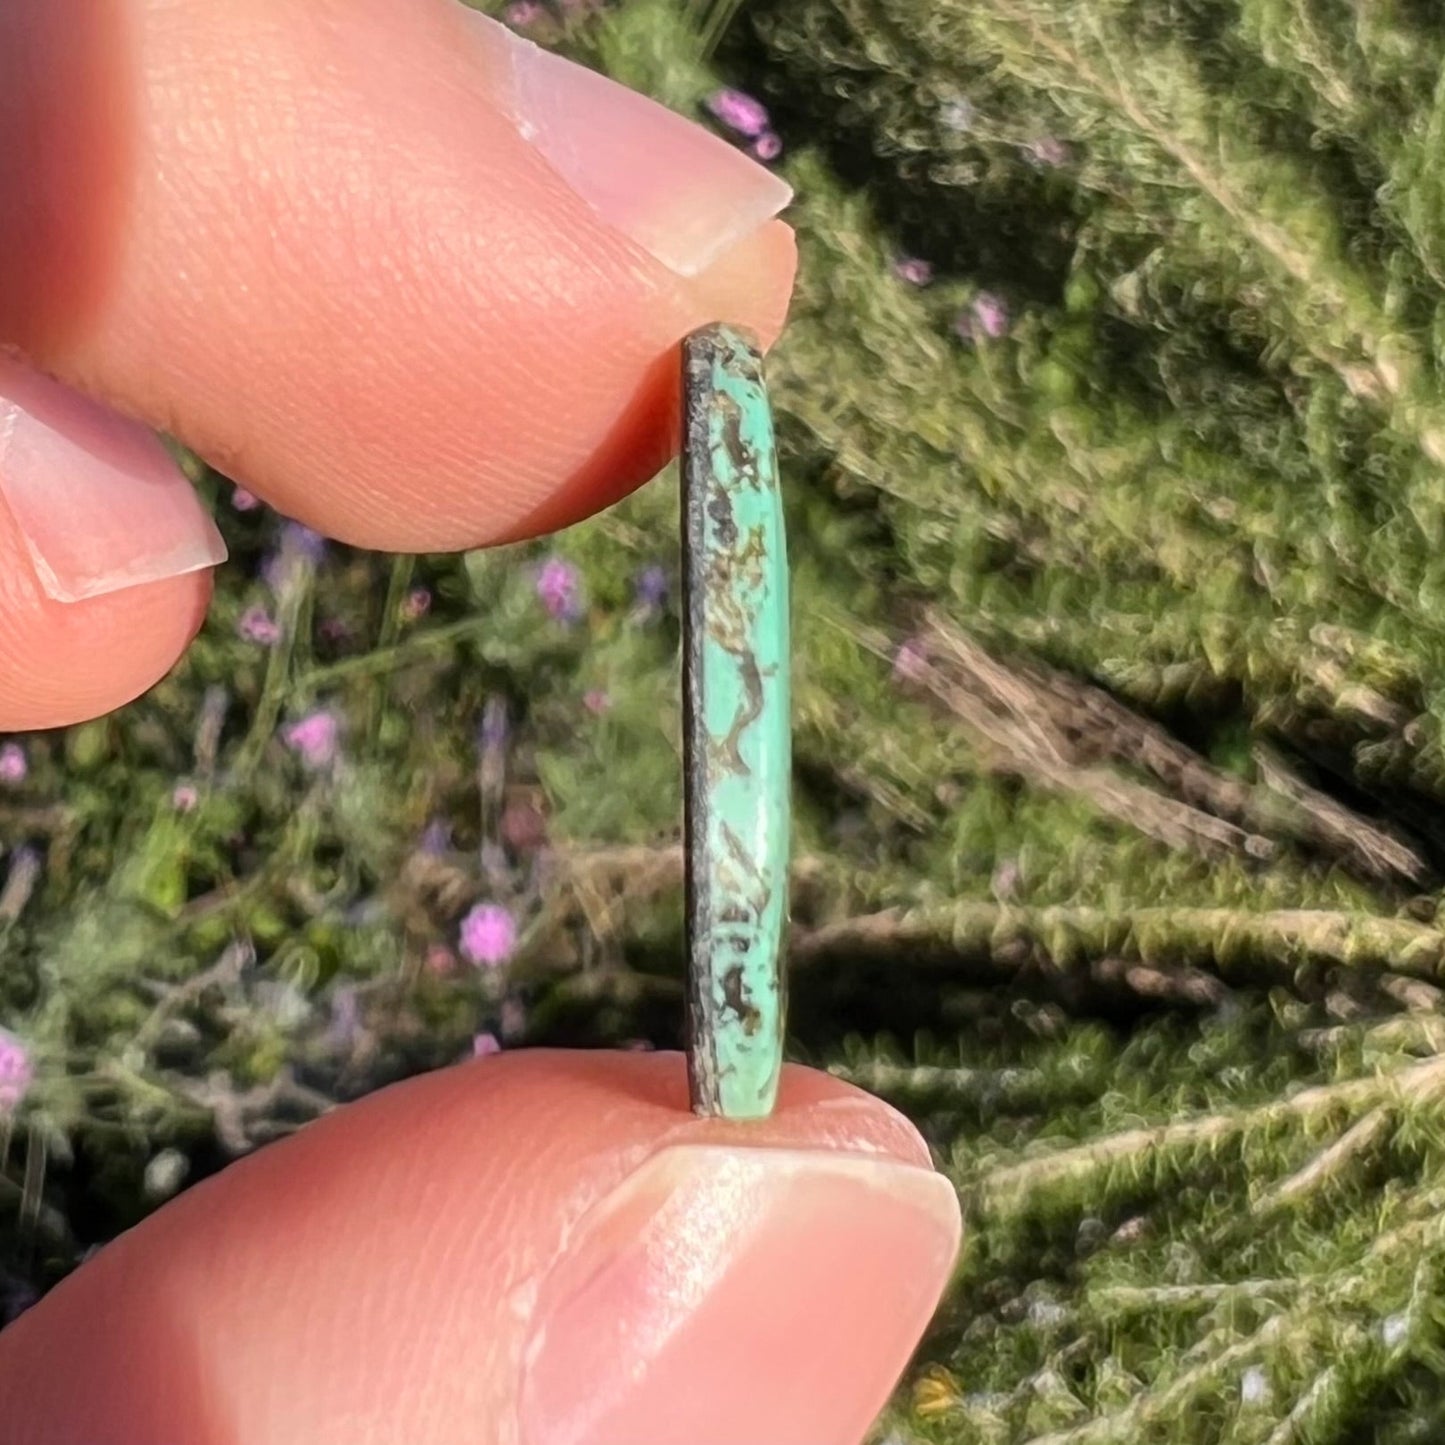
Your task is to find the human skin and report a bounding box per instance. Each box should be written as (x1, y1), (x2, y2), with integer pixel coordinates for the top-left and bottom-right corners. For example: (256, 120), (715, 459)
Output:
(0, 3), (963, 1440)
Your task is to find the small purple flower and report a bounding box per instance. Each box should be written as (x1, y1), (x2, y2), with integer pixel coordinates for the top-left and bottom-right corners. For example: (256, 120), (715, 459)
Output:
(955, 291), (1010, 342)
(751, 131), (783, 163)
(172, 783), (200, 813)
(283, 711), (340, 770)
(0, 743), (27, 785)
(583, 689), (611, 715)
(973, 292), (1010, 338)
(231, 486), (261, 512)
(460, 902), (518, 968)
(283, 522), (327, 562)
(634, 564), (669, 612)
(705, 88), (770, 139)
(503, 0), (542, 26)
(536, 557), (584, 622)
(263, 522), (327, 592)
(1026, 136), (1070, 167)
(401, 586), (432, 622)
(420, 818), (452, 856)
(0, 1030), (33, 1111)
(892, 257), (934, 287)
(237, 605), (281, 645)
(891, 638), (930, 684)
(472, 1032), (502, 1059)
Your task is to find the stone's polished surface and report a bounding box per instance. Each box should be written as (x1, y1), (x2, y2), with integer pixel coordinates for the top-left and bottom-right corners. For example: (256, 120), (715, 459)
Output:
(681, 323), (791, 1120)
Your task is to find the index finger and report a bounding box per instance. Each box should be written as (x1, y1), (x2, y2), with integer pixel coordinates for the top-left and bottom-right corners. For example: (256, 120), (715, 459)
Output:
(0, 0), (796, 551)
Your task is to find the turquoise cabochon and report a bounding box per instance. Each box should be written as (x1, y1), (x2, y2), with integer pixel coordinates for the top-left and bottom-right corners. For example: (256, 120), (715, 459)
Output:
(681, 323), (792, 1121)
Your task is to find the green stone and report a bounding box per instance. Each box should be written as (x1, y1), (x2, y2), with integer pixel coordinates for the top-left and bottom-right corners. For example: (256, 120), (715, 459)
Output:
(681, 323), (791, 1120)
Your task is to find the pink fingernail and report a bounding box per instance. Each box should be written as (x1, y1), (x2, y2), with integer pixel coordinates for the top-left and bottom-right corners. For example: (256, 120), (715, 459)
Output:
(521, 1145), (961, 1445)
(463, 10), (793, 279)
(0, 355), (227, 602)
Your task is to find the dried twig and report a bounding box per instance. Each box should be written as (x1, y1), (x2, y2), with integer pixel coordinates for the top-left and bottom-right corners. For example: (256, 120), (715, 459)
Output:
(980, 1057), (1445, 1214)
(1262, 1364), (1347, 1445)
(1022, 1198), (1443, 1445)
(919, 610), (1428, 882)
(173, 1066), (333, 1155)
(1089, 1279), (1300, 1315)
(792, 902), (1445, 986)
(906, 638), (1274, 860)
(1252, 1106), (1392, 1216)
(1254, 744), (1429, 885)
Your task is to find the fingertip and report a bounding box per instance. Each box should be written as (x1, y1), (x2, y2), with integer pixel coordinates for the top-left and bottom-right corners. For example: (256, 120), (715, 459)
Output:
(0, 1055), (956, 1444)
(685, 218), (798, 354)
(0, 358), (218, 729)
(6, 0), (798, 556)
(496, 219), (798, 543)
(0, 549), (212, 731)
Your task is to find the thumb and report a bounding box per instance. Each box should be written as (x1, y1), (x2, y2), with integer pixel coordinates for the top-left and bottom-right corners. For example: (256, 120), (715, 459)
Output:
(0, 1053), (960, 1445)
(0, 0), (795, 726)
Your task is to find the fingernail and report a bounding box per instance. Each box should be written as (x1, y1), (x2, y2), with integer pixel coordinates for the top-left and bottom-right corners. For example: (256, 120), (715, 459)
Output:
(521, 1145), (961, 1445)
(0, 357), (226, 602)
(469, 12), (793, 278)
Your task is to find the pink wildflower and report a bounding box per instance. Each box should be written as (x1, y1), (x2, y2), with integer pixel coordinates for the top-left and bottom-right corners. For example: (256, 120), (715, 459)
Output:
(705, 88), (770, 139)
(283, 711), (340, 769)
(0, 744), (27, 785)
(892, 257), (934, 287)
(237, 605), (280, 645)
(401, 587), (432, 622)
(460, 903), (518, 968)
(172, 784), (200, 813)
(0, 1031), (33, 1111)
(472, 1032), (502, 1059)
(955, 291), (1010, 342)
(891, 638), (930, 684)
(1026, 136), (1070, 167)
(751, 131), (783, 163)
(972, 292), (1010, 338)
(583, 689), (611, 715)
(503, 0), (542, 25)
(231, 486), (260, 512)
(536, 557), (583, 622)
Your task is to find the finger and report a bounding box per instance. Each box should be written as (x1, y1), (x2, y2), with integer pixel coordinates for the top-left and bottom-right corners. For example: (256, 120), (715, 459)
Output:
(0, 0), (798, 555)
(0, 1053), (961, 1445)
(0, 356), (219, 729)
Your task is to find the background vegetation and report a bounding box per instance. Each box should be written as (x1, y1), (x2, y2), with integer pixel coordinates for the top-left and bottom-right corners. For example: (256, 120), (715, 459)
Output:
(7, 0), (1445, 1437)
